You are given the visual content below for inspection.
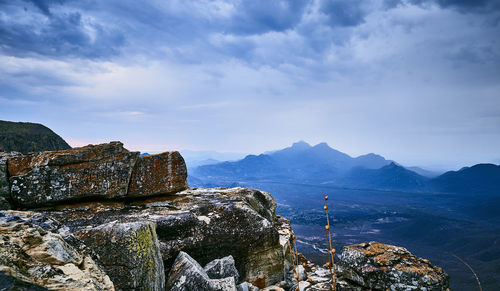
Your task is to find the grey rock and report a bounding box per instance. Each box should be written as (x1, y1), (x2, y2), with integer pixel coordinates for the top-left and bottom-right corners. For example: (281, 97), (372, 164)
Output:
(204, 255), (239, 282)
(237, 282), (259, 291)
(336, 241), (450, 291)
(166, 251), (236, 291)
(76, 220), (164, 291)
(0, 210), (114, 290)
(0, 271), (48, 291)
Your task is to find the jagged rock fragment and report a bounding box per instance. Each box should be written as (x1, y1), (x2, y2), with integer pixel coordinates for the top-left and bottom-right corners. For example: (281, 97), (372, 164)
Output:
(166, 251), (236, 291)
(0, 210), (114, 290)
(204, 255), (239, 282)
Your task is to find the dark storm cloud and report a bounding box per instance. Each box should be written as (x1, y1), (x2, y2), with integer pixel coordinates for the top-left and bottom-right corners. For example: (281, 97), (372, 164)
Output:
(319, 0), (368, 27)
(0, 1), (125, 59)
(411, 0), (500, 13)
(228, 0), (309, 34)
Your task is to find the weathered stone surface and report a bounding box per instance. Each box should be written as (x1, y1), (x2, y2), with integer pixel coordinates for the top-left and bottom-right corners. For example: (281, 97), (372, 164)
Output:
(0, 152), (21, 210)
(8, 142), (139, 207)
(336, 241), (450, 291)
(204, 255), (239, 282)
(76, 220), (164, 291)
(237, 282), (259, 291)
(0, 271), (49, 291)
(166, 251), (236, 291)
(0, 210), (114, 290)
(43, 187), (285, 287)
(128, 151), (187, 197)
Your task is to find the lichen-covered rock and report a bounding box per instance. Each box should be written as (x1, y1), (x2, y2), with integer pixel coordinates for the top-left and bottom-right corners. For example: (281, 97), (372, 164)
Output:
(8, 142), (139, 207)
(128, 151), (188, 197)
(166, 251), (236, 291)
(0, 210), (114, 290)
(204, 255), (239, 282)
(76, 221), (164, 291)
(43, 187), (285, 287)
(0, 152), (21, 210)
(336, 241), (450, 291)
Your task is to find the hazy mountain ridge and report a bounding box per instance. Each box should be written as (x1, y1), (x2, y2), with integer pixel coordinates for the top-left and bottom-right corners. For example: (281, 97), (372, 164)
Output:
(0, 120), (71, 154)
(191, 141), (500, 195)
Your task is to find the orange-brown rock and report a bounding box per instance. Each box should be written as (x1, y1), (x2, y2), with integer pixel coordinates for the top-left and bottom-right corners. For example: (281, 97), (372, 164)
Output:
(8, 142), (139, 207)
(128, 152), (187, 197)
(336, 241), (450, 290)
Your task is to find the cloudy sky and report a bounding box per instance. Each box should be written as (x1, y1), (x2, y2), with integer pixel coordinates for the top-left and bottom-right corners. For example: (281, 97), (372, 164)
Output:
(1, 0), (499, 170)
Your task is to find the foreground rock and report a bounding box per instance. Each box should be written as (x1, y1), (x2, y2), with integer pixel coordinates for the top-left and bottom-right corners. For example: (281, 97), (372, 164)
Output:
(166, 251), (236, 290)
(0, 210), (114, 290)
(8, 142), (139, 207)
(204, 255), (239, 282)
(42, 187), (285, 288)
(5, 142), (188, 208)
(77, 221), (164, 291)
(336, 241), (450, 291)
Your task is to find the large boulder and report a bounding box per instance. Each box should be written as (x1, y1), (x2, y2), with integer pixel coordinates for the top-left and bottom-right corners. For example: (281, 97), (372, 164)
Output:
(336, 241), (450, 291)
(128, 151), (187, 197)
(76, 221), (165, 291)
(8, 142), (139, 207)
(0, 210), (114, 290)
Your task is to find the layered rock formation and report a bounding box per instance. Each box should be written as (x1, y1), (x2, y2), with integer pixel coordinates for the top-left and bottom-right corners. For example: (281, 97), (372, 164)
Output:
(0, 142), (450, 291)
(6, 142), (187, 207)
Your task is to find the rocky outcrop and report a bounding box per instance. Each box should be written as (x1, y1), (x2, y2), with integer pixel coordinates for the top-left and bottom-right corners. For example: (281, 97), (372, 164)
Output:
(0, 210), (114, 290)
(336, 241), (450, 290)
(43, 187), (285, 288)
(5, 142), (187, 207)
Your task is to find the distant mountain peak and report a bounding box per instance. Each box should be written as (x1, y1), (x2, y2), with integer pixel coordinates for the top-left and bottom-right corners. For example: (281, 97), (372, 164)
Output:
(291, 141), (311, 149)
(314, 142), (330, 148)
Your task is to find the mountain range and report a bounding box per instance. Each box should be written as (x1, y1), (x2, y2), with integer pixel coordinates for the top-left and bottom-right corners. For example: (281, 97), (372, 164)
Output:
(190, 141), (500, 195)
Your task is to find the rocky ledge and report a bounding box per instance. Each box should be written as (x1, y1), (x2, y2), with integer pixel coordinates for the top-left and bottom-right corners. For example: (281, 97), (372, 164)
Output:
(0, 142), (450, 290)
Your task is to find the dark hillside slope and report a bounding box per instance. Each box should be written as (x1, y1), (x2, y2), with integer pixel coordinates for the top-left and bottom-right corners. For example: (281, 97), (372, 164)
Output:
(342, 162), (430, 191)
(0, 120), (71, 154)
(432, 163), (500, 194)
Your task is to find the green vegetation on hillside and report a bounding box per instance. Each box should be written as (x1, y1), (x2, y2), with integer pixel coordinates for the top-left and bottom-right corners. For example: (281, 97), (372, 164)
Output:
(0, 120), (71, 154)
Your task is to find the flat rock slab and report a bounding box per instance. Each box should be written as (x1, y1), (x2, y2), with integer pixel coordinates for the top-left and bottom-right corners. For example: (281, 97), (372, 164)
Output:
(128, 151), (187, 197)
(8, 142), (139, 207)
